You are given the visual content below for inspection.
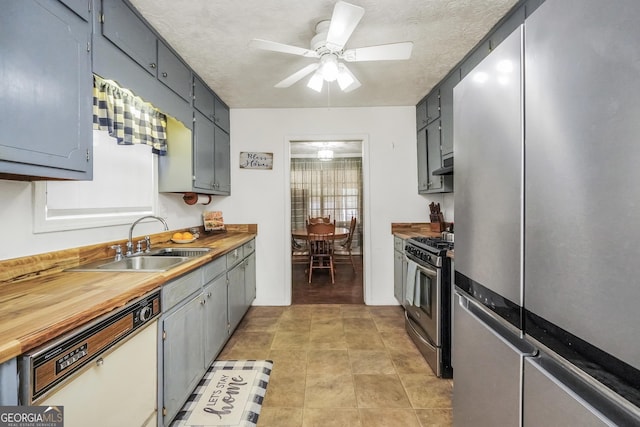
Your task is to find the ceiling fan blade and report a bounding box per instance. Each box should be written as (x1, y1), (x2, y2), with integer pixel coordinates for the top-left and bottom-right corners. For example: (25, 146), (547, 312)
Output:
(343, 41), (414, 62)
(337, 63), (361, 92)
(275, 63), (320, 88)
(326, 1), (365, 51)
(250, 39), (319, 58)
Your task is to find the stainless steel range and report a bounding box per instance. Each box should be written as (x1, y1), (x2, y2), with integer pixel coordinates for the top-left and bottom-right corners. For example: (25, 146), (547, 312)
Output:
(403, 236), (453, 378)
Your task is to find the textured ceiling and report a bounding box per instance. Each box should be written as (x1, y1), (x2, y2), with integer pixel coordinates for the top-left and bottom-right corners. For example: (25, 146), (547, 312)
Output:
(128, 0), (518, 109)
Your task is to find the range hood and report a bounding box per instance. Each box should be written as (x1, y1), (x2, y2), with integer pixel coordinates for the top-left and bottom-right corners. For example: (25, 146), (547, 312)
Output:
(432, 157), (453, 176)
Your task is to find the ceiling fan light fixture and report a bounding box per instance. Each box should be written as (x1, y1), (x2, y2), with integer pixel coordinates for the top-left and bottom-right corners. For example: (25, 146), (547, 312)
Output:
(337, 64), (354, 90)
(307, 71), (324, 92)
(320, 55), (339, 81)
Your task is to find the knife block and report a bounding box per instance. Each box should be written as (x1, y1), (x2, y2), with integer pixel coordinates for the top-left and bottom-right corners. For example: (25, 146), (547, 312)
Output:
(429, 222), (445, 232)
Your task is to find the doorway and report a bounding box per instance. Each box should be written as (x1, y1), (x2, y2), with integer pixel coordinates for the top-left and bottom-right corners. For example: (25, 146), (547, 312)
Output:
(289, 140), (364, 304)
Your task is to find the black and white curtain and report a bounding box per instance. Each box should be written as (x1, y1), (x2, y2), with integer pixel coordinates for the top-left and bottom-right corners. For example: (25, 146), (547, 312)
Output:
(92, 75), (168, 155)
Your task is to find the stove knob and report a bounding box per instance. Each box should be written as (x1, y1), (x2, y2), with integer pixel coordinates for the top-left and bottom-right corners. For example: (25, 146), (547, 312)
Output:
(139, 306), (152, 322)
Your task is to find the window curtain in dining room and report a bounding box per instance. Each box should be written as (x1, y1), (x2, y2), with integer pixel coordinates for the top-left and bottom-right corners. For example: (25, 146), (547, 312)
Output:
(291, 157), (363, 250)
(92, 75), (168, 155)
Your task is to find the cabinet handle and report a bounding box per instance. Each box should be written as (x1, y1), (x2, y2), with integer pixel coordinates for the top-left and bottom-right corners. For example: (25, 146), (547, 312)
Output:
(207, 292), (212, 298)
(201, 299), (206, 305)
(96, 357), (104, 366)
(150, 63), (157, 69)
(162, 72), (168, 77)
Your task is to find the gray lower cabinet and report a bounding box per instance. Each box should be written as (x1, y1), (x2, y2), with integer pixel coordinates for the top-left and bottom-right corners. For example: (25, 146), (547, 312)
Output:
(0, 0), (92, 180)
(244, 251), (256, 305)
(227, 261), (246, 332)
(162, 292), (205, 424)
(203, 274), (228, 367)
(161, 241), (255, 425)
(0, 358), (17, 405)
(393, 237), (406, 305)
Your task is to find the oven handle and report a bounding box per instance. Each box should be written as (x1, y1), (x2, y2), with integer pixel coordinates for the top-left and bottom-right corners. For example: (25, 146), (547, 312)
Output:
(405, 310), (437, 351)
(404, 254), (438, 277)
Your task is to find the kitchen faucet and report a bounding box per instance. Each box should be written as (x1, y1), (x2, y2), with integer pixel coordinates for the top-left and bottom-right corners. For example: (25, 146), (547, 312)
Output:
(127, 215), (169, 256)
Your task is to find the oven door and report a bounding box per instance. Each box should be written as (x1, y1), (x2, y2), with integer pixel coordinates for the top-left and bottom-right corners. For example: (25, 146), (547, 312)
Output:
(406, 256), (441, 346)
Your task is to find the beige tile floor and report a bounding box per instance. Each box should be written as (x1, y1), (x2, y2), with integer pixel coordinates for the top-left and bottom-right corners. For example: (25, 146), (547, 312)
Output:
(217, 304), (453, 427)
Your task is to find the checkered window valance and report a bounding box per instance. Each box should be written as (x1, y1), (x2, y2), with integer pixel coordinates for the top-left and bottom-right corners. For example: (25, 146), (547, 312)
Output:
(92, 75), (168, 155)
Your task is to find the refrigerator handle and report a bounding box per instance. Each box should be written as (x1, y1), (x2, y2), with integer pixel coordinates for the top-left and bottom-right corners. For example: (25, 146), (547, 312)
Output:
(456, 291), (536, 356)
(527, 352), (640, 426)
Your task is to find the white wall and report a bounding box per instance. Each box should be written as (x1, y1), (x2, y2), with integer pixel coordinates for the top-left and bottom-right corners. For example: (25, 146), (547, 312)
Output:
(0, 105), (452, 306)
(211, 106), (449, 306)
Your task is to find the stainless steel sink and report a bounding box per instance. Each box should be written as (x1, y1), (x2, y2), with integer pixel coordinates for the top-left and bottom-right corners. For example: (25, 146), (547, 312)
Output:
(66, 248), (210, 272)
(150, 248), (211, 257)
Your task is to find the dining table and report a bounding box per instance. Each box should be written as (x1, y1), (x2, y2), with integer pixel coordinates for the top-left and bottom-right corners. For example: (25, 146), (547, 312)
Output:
(292, 227), (350, 241)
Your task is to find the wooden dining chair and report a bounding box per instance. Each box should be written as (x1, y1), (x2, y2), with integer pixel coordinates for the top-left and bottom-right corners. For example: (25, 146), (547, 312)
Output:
(291, 235), (310, 265)
(307, 221), (336, 284)
(308, 215), (331, 224)
(334, 216), (357, 271)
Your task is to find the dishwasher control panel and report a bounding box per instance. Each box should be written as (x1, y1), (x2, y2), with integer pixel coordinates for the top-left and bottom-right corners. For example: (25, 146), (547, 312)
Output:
(20, 290), (161, 404)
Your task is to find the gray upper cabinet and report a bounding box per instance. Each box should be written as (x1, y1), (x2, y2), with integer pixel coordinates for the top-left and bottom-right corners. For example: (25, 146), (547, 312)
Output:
(214, 95), (230, 134)
(426, 120), (444, 192)
(192, 111), (230, 195)
(0, 0), (92, 180)
(214, 125), (231, 194)
(60, 0), (90, 21)
(193, 110), (216, 192)
(416, 90), (440, 130)
(157, 41), (192, 102)
(102, 0), (157, 76)
(193, 76), (215, 120)
(194, 76), (230, 134)
(417, 127), (428, 192)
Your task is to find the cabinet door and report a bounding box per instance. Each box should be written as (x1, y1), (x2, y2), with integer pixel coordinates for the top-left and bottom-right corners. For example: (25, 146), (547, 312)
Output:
(417, 127), (429, 193)
(193, 76), (215, 120)
(426, 120), (443, 191)
(102, 0), (157, 76)
(213, 125), (231, 195)
(439, 71), (460, 157)
(60, 0), (90, 21)
(394, 249), (404, 304)
(244, 252), (256, 306)
(426, 89), (440, 124)
(227, 262), (246, 332)
(158, 40), (192, 102)
(162, 293), (204, 423)
(193, 110), (215, 191)
(204, 275), (228, 367)
(213, 96), (230, 134)
(0, 0), (92, 180)
(416, 99), (428, 130)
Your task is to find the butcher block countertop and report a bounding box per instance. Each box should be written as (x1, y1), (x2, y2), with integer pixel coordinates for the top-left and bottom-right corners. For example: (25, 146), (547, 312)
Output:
(391, 222), (454, 259)
(0, 225), (257, 364)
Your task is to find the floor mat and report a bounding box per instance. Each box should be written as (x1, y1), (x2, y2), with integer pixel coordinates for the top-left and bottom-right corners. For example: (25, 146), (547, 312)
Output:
(171, 360), (273, 427)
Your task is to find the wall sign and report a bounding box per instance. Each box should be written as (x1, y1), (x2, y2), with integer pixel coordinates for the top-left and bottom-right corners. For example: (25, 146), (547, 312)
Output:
(239, 152), (273, 169)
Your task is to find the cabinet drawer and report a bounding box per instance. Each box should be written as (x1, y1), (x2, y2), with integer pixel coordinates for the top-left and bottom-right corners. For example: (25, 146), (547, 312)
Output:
(226, 246), (244, 269)
(394, 236), (405, 252)
(202, 257), (226, 284)
(243, 239), (255, 256)
(162, 269), (202, 310)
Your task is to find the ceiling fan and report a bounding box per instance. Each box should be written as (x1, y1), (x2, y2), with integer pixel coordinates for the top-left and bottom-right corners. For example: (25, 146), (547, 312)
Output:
(250, 1), (413, 93)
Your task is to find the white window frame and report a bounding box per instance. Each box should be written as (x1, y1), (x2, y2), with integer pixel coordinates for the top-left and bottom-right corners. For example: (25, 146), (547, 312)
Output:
(33, 131), (158, 233)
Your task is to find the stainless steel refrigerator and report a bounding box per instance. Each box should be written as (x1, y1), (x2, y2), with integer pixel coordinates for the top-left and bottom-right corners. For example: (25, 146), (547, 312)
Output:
(453, 0), (640, 425)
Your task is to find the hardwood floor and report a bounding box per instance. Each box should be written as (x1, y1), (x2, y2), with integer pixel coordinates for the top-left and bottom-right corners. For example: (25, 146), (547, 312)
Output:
(292, 255), (364, 304)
